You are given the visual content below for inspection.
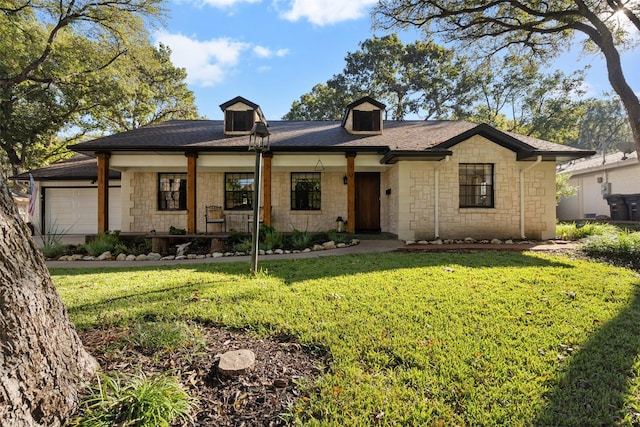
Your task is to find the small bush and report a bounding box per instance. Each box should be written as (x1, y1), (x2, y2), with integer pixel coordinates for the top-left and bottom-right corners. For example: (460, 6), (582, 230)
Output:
(82, 232), (122, 257)
(128, 321), (202, 354)
(328, 230), (350, 244)
(169, 226), (186, 235)
(556, 221), (619, 240)
(582, 231), (640, 270)
(73, 373), (195, 427)
(289, 229), (313, 250)
(40, 241), (69, 258)
(232, 238), (252, 253)
(260, 226), (282, 251)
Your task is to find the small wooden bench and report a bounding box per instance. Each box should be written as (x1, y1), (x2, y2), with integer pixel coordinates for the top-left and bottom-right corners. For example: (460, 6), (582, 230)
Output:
(147, 233), (228, 254)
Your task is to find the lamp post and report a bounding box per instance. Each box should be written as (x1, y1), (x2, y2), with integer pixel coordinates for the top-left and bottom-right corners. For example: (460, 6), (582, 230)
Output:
(249, 121), (270, 275)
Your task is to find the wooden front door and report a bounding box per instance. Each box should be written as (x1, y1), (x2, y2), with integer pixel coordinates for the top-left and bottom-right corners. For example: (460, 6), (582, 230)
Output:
(355, 172), (380, 232)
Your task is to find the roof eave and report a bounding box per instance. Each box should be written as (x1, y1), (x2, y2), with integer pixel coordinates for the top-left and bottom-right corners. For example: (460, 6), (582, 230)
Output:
(517, 150), (596, 162)
(381, 150), (453, 164)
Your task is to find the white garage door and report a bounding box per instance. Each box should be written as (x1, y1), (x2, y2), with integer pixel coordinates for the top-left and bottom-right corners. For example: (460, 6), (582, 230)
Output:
(44, 187), (121, 235)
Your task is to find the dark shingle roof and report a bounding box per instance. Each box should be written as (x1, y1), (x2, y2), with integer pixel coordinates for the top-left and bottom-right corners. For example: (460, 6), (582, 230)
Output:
(69, 119), (594, 161)
(11, 154), (121, 181)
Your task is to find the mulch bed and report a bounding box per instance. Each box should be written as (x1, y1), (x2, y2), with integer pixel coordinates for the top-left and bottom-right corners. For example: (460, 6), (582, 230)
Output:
(77, 326), (326, 426)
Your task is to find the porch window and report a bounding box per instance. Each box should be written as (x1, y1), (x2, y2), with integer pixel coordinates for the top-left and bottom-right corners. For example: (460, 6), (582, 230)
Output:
(459, 163), (494, 208)
(353, 110), (381, 132)
(158, 173), (187, 211)
(225, 173), (254, 210)
(291, 172), (321, 210)
(225, 110), (254, 132)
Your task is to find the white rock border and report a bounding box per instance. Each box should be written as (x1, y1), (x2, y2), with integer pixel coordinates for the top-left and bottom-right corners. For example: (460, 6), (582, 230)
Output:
(53, 239), (361, 262)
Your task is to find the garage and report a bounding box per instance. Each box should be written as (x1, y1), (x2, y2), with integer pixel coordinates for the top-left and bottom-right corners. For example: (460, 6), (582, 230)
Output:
(43, 187), (121, 235)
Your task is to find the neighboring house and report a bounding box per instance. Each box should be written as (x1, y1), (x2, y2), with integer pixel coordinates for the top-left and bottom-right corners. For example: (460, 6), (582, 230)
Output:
(12, 155), (121, 235)
(68, 96), (593, 241)
(557, 150), (639, 221)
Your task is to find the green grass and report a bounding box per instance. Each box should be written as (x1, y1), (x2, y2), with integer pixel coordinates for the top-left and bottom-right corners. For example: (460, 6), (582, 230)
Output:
(71, 373), (194, 427)
(52, 252), (640, 426)
(556, 221), (620, 240)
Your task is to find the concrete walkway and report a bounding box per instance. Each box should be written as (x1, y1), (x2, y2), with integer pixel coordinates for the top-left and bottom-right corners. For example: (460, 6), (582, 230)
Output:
(44, 239), (580, 269)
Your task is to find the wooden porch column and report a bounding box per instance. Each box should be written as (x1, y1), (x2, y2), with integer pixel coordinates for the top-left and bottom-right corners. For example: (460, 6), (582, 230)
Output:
(186, 152), (198, 234)
(346, 152), (356, 234)
(96, 152), (110, 233)
(263, 153), (272, 226)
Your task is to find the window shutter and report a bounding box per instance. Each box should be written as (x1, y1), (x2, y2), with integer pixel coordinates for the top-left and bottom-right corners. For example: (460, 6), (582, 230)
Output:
(373, 110), (381, 131)
(225, 111), (233, 131)
(245, 110), (254, 131)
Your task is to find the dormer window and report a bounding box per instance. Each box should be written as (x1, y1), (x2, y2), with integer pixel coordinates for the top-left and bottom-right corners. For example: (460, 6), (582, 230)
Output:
(225, 110), (254, 132)
(219, 96), (266, 135)
(341, 96), (386, 135)
(353, 110), (381, 132)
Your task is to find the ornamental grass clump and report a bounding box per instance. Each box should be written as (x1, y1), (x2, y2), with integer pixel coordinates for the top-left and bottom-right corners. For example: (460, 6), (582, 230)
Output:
(128, 320), (202, 354)
(556, 221), (619, 240)
(582, 230), (640, 270)
(73, 373), (195, 427)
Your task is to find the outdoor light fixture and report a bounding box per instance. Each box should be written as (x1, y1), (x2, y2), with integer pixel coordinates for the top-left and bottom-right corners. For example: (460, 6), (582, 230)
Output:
(249, 121), (271, 275)
(343, 175), (348, 185)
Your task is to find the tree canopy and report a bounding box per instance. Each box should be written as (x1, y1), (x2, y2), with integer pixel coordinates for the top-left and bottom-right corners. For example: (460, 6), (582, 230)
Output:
(284, 34), (475, 121)
(0, 0), (198, 178)
(373, 0), (640, 153)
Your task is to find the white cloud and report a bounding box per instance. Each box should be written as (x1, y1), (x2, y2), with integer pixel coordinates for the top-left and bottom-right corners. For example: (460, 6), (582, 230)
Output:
(279, 0), (378, 26)
(155, 31), (287, 87)
(253, 45), (290, 58)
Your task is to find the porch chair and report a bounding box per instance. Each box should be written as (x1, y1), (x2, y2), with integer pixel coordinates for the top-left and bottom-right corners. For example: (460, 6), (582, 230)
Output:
(205, 205), (225, 232)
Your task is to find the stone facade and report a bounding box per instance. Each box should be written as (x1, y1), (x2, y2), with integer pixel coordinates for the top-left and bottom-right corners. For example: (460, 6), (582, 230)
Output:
(117, 136), (555, 240)
(392, 136), (555, 241)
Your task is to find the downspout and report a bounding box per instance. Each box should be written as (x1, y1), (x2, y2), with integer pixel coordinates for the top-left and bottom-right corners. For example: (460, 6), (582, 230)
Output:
(434, 155), (450, 239)
(520, 155), (543, 239)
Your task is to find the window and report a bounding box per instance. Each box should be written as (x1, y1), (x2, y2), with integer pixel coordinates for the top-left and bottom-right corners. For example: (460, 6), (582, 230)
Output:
(291, 172), (321, 210)
(459, 164), (494, 208)
(225, 173), (254, 209)
(225, 110), (254, 132)
(353, 109), (381, 132)
(158, 173), (187, 211)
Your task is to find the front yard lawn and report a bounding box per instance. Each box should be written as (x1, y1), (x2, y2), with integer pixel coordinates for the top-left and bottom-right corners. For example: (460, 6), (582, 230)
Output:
(52, 251), (640, 426)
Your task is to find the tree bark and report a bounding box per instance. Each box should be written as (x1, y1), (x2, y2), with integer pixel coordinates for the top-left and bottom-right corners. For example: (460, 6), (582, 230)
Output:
(0, 176), (98, 426)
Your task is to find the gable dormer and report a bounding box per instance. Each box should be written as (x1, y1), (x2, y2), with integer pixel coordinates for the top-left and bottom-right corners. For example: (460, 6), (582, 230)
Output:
(341, 96), (385, 135)
(219, 96), (267, 135)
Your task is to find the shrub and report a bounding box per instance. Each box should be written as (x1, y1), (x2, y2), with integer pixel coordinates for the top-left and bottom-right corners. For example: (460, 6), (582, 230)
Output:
(40, 240), (69, 258)
(582, 231), (640, 270)
(260, 226), (282, 251)
(328, 230), (350, 244)
(289, 229), (313, 250)
(73, 373), (195, 427)
(81, 232), (122, 257)
(232, 238), (252, 253)
(169, 226), (186, 235)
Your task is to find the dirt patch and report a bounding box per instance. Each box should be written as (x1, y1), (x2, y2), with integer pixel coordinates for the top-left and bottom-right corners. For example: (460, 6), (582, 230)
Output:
(77, 326), (326, 426)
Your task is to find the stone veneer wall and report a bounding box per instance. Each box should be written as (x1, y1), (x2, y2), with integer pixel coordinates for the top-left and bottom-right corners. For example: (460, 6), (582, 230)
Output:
(270, 171), (348, 232)
(396, 136), (556, 241)
(129, 172), (188, 233)
(381, 166), (399, 236)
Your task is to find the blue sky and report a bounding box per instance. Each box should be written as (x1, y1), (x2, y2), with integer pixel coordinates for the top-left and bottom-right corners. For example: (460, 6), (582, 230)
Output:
(153, 0), (640, 121)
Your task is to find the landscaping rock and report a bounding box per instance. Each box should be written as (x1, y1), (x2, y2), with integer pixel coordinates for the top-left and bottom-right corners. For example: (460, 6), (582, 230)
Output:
(125, 254), (136, 261)
(417, 240), (429, 245)
(322, 241), (336, 249)
(82, 256), (96, 261)
(464, 237), (475, 243)
(312, 245), (324, 251)
(116, 253), (127, 261)
(505, 239), (514, 244)
(147, 252), (162, 261)
(160, 255), (175, 261)
(337, 243), (346, 248)
(275, 249), (284, 255)
(217, 349), (256, 377)
(135, 254), (148, 261)
(97, 251), (112, 261)
(212, 252), (224, 258)
(303, 248), (311, 253)
(490, 239), (503, 245)
(405, 240), (416, 245)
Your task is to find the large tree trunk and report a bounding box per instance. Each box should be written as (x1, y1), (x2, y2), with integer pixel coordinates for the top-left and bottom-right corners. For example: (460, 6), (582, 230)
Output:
(0, 176), (98, 426)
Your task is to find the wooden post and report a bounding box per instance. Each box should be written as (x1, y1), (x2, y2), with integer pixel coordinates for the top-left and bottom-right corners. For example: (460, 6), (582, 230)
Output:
(346, 152), (356, 234)
(96, 152), (110, 233)
(186, 152), (198, 234)
(263, 153), (272, 226)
